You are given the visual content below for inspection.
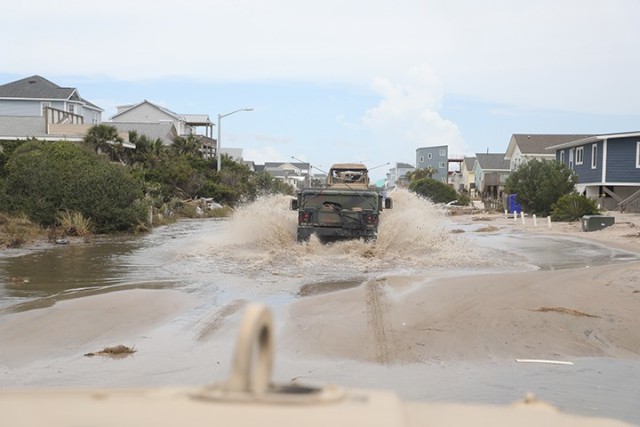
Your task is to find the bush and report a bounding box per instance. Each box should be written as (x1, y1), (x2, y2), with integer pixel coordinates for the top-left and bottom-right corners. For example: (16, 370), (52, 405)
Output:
(3, 140), (147, 233)
(456, 194), (471, 206)
(0, 212), (41, 247)
(504, 159), (577, 216)
(551, 193), (600, 222)
(409, 178), (458, 204)
(56, 210), (92, 236)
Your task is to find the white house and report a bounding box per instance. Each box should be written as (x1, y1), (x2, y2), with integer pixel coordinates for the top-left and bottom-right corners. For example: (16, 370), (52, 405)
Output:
(504, 134), (593, 171)
(0, 75), (104, 141)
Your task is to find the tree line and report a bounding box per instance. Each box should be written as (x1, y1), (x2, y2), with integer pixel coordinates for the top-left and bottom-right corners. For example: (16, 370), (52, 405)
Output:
(405, 159), (598, 221)
(0, 124), (294, 238)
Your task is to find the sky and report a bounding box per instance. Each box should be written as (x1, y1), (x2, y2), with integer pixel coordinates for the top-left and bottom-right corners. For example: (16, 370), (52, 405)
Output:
(1, 0), (639, 181)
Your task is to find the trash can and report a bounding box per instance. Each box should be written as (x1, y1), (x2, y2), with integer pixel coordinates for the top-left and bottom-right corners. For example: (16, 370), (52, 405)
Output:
(581, 215), (615, 232)
(507, 194), (522, 214)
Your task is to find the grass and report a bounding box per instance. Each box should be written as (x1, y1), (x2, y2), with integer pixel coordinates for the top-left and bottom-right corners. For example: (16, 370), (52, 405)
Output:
(56, 210), (92, 236)
(0, 213), (42, 248)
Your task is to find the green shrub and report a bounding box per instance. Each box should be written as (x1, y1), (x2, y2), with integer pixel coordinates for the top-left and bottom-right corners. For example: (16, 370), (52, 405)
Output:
(409, 178), (458, 204)
(551, 193), (600, 222)
(504, 159), (577, 216)
(456, 194), (471, 206)
(3, 140), (147, 233)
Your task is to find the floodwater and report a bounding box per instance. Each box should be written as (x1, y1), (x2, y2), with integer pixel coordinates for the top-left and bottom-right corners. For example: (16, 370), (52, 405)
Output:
(1, 191), (639, 424)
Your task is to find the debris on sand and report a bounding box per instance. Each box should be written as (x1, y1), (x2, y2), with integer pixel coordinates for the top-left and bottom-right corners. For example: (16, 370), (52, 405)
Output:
(475, 225), (499, 233)
(84, 345), (136, 358)
(471, 216), (494, 222)
(533, 307), (600, 318)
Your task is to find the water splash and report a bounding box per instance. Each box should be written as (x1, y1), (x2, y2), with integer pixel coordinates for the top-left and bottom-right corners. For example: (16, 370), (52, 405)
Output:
(204, 190), (498, 279)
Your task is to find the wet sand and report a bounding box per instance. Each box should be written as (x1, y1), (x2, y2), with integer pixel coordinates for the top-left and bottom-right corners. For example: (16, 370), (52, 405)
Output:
(280, 212), (640, 364)
(1, 210), (639, 422)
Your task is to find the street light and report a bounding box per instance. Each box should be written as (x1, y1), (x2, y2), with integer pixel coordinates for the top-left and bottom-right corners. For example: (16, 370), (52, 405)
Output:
(217, 108), (253, 172)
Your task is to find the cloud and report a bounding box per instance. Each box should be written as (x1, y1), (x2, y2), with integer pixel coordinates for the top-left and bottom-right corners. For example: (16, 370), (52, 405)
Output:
(243, 146), (288, 165)
(362, 65), (468, 162)
(2, 0), (639, 115)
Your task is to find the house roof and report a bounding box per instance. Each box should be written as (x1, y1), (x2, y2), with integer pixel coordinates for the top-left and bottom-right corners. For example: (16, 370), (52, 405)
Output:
(463, 156), (476, 172)
(111, 100), (211, 125)
(396, 162), (415, 169)
(181, 114), (213, 125)
(546, 131), (640, 150)
(263, 162), (309, 169)
(111, 100), (181, 121)
(505, 134), (593, 159)
(474, 153), (510, 171)
(504, 133), (591, 159)
(0, 75), (103, 112)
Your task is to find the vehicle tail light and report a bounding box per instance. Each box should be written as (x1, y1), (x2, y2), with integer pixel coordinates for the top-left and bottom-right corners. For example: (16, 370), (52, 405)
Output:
(364, 214), (378, 225)
(299, 211), (312, 224)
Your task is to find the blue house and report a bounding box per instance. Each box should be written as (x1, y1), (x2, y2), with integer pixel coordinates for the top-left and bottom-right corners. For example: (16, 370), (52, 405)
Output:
(548, 131), (640, 212)
(416, 145), (448, 183)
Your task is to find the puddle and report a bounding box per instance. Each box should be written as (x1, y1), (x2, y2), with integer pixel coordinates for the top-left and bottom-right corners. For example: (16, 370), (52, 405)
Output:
(298, 278), (365, 297)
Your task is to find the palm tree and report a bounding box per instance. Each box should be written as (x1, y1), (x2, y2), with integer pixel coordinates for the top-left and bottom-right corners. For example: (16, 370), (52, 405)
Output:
(171, 134), (202, 157)
(406, 166), (438, 182)
(84, 124), (125, 163)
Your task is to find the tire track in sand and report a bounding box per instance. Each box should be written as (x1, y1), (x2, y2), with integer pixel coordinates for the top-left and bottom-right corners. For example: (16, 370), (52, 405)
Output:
(194, 299), (247, 341)
(365, 279), (394, 365)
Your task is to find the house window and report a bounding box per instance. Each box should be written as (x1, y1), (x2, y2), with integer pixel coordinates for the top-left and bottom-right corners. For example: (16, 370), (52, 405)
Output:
(438, 162), (445, 168)
(439, 149), (446, 156)
(591, 144), (597, 169)
(575, 147), (584, 165)
(559, 150), (565, 164)
(427, 153), (432, 160)
(636, 142), (640, 168)
(67, 104), (75, 114)
(419, 155), (424, 163)
(569, 148), (574, 168)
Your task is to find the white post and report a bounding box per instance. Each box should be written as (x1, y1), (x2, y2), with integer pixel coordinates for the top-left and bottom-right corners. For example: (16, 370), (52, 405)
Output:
(547, 216), (552, 228)
(513, 211), (517, 222)
(521, 211), (525, 225)
(533, 214), (537, 227)
(504, 209), (508, 218)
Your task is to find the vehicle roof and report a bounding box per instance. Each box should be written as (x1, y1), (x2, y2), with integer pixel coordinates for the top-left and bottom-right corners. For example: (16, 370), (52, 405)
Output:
(330, 163), (368, 170)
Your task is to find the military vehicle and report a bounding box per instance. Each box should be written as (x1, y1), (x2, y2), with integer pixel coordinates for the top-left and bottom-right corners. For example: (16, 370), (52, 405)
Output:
(290, 163), (392, 242)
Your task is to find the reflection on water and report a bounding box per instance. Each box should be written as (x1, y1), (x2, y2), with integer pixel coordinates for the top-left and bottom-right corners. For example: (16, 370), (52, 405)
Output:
(469, 231), (640, 270)
(0, 237), (143, 308)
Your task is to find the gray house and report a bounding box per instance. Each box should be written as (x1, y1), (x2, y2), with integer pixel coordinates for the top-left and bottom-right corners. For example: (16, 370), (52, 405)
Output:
(0, 75), (104, 141)
(473, 153), (510, 200)
(504, 134), (593, 171)
(416, 145), (448, 183)
(548, 131), (640, 212)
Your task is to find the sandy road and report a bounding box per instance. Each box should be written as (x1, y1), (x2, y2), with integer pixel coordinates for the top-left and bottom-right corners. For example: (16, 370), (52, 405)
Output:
(193, 299), (247, 341)
(365, 278), (395, 365)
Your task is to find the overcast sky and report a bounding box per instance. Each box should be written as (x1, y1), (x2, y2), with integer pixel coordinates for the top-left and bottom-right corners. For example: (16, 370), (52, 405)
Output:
(2, 0), (639, 181)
